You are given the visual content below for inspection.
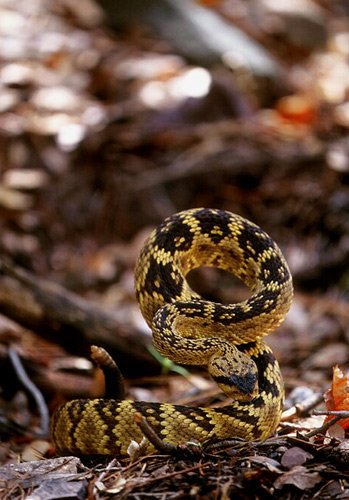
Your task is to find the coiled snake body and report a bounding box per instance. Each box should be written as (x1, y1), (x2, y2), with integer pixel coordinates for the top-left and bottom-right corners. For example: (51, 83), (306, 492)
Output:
(52, 208), (293, 455)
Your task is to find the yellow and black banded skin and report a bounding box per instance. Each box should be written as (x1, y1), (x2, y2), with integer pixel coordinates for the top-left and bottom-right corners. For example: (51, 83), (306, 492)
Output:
(52, 208), (293, 456)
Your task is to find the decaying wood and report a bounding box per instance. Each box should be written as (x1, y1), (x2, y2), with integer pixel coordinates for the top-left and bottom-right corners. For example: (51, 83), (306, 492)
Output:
(0, 259), (157, 376)
(98, 0), (280, 77)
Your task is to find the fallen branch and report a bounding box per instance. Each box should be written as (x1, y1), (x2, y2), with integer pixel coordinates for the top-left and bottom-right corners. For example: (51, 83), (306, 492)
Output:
(0, 259), (157, 376)
(99, 0), (280, 77)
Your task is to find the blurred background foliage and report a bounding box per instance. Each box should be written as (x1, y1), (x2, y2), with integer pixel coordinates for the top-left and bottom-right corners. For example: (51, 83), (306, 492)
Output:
(0, 0), (348, 389)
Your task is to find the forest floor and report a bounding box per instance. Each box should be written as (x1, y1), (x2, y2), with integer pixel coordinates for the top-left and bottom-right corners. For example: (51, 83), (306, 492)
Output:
(0, 1), (348, 498)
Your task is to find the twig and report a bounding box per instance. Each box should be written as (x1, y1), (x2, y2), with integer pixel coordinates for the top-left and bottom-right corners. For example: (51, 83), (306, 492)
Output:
(133, 412), (177, 454)
(304, 416), (343, 439)
(8, 347), (49, 438)
(313, 410), (349, 418)
(93, 458), (119, 496)
(133, 412), (202, 457)
(281, 392), (324, 421)
(129, 462), (206, 490)
(204, 437), (246, 453)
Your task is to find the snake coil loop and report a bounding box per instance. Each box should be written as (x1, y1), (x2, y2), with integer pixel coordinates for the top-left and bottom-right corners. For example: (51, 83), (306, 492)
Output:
(52, 208), (293, 455)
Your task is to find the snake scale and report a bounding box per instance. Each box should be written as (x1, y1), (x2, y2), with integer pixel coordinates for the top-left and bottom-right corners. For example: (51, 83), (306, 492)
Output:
(52, 208), (293, 455)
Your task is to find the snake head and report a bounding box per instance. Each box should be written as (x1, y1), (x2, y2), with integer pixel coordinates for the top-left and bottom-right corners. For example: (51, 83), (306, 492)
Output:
(208, 346), (259, 401)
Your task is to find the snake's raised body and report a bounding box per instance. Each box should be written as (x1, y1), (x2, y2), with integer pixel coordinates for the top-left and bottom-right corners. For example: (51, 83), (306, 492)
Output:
(52, 208), (293, 455)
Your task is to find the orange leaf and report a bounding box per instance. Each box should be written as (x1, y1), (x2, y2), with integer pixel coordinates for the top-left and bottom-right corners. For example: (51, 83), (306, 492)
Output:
(197, 0), (221, 6)
(275, 94), (317, 125)
(324, 366), (349, 429)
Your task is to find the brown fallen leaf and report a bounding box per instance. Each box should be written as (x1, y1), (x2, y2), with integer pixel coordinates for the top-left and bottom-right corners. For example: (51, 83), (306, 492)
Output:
(327, 423), (346, 439)
(274, 465), (322, 490)
(281, 446), (314, 469)
(324, 366), (349, 429)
